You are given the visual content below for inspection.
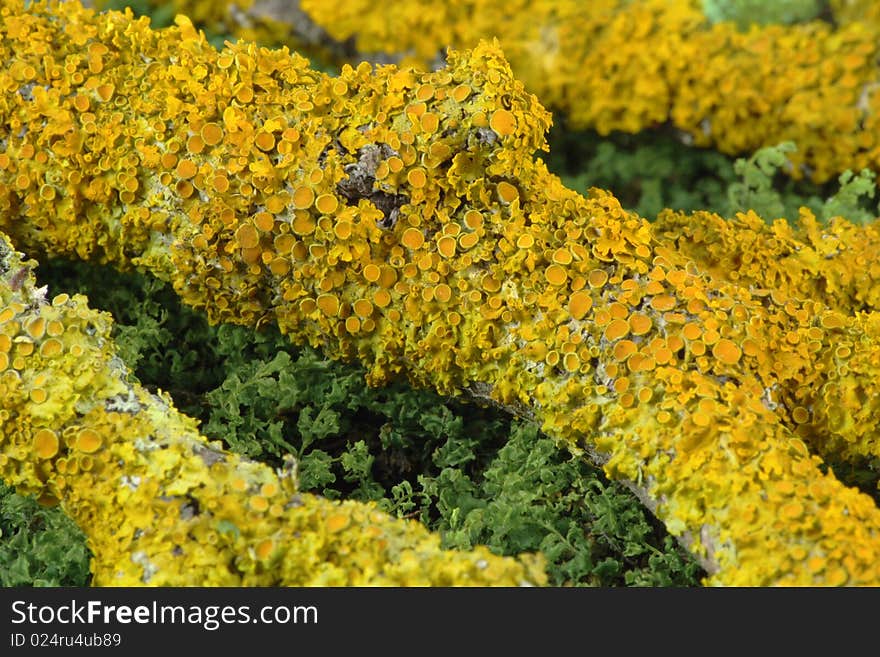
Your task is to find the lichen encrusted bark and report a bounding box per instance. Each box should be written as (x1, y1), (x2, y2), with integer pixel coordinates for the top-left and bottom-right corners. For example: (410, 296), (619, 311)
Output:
(2, 0), (880, 585)
(0, 231), (546, 585)
(291, 0), (880, 184)
(96, 0), (880, 184)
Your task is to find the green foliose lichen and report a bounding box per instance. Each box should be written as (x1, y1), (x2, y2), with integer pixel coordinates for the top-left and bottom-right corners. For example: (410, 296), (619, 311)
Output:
(0, 480), (91, 586)
(701, 0), (825, 28)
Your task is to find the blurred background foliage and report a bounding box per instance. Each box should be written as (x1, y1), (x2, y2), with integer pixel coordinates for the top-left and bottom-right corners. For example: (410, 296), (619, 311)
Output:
(700, 0), (827, 29)
(4, 0), (879, 587)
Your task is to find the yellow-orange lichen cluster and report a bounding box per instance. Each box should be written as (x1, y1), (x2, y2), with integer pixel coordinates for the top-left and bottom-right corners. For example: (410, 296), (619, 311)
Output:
(3, 0), (880, 586)
(654, 206), (880, 316)
(114, 0), (880, 184)
(297, 0), (880, 183)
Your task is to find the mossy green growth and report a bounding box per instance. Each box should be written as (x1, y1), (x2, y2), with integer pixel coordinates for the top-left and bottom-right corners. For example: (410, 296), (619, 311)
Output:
(0, 481), (91, 587)
(545, 128), (880, 226)
(100, 0), (176, 30)
(28, 256), (705, 587)
(417, 423), (704, 586)
(701, 0), (825, 28)
(725, 141), (880, 223)
(544, 123), (739, 219)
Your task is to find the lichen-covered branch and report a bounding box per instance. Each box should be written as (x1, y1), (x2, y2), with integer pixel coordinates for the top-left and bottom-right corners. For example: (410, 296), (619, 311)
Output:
(95, 0), (880, 184)
(3, 0), (880, 585)
(0, 232), (545, 585)
(295, 0), (880, 184)
(653, 206), (880, 315)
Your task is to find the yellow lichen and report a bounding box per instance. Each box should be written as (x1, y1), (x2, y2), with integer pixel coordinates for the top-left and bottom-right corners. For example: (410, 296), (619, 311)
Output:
(3, 0), (880, 588)
(32, 429), (59, 460)
(0, 231), (545, 586)
(277, 0), (880, 183)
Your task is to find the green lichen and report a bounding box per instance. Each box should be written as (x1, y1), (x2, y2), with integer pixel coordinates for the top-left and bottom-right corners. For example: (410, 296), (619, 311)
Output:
(544, 123), (738, 218)
(0, 481), (91, 587)
(725, 141), (880, 223)
(422, 422), (704, 586)
(701, 0), (826, 28)
(726, 141), (802, 219)
(547, 131), (880, 227)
